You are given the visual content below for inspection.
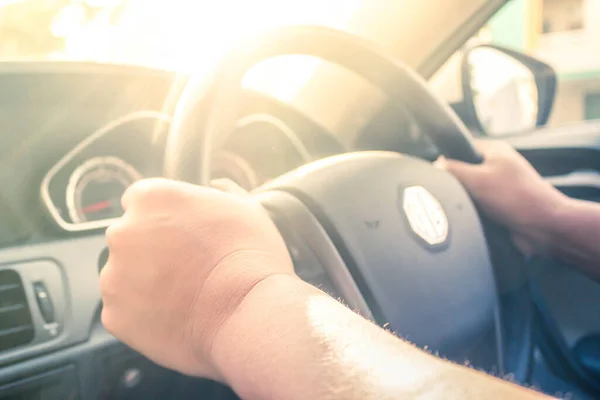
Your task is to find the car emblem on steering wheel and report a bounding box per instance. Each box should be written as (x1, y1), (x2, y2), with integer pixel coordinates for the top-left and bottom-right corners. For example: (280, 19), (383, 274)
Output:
(402, 186), (449, 246)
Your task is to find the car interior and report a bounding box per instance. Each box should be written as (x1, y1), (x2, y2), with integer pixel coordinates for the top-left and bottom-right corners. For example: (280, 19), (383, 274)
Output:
(0, 0), (599, 399)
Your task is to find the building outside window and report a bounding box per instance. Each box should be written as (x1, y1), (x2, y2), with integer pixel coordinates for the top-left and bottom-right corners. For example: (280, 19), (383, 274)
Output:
(584, 92), (600, 120)
(542, 0), (584, 33)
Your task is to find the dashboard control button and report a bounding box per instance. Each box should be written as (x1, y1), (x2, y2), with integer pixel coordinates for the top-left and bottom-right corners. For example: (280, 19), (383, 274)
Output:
(33, 282), (55, 323)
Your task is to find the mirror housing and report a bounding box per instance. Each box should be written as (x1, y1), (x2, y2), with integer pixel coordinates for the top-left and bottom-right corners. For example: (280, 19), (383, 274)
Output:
(461, 44), (557, 136)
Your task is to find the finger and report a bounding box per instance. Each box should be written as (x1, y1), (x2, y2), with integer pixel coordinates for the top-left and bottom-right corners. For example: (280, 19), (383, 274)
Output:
(210, 178), (249, 196)
(121, 179), (148, 211)
(121, 178), (172, 211)
(441, 158), (488, 189)
(433, 155), (448, 169)
(472, 139), (498, 150)
(472, 139), (514, 156)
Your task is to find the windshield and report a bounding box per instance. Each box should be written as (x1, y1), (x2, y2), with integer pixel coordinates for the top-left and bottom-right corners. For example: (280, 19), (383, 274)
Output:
(0, 0), (490, 130)
(0, 0), (363, 67)
(0, 0), (360, 94)
(0, 0), (365, 100)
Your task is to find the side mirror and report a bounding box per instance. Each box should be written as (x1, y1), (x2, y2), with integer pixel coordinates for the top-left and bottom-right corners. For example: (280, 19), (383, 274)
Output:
(461, 44), (557, 136)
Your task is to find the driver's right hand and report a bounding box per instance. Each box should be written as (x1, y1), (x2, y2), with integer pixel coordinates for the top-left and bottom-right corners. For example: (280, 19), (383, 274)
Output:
(438, 140), (568, 256)
(99, 178), (296, 380)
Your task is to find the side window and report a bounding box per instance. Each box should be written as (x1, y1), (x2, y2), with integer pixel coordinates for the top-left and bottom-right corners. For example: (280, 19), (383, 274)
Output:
(431, 0), (600, 129)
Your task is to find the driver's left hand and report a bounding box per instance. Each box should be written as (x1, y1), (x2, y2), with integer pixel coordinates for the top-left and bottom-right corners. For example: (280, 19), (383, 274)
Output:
(100, 178), (295, 379)
(438, 140), (566, 255)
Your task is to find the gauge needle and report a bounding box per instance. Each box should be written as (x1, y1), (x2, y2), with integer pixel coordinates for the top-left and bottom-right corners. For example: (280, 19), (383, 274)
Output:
(80, 200), (113, 214)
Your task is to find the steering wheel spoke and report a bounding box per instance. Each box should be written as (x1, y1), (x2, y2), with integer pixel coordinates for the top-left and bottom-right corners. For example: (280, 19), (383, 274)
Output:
(256, 190), (374, 321)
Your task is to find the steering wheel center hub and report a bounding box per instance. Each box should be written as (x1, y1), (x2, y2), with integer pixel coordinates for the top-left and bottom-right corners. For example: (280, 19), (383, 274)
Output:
(260, 151), (497, 356)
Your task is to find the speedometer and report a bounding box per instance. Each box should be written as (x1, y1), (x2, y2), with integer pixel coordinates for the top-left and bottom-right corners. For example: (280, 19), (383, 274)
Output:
(66, 157), (141, 224)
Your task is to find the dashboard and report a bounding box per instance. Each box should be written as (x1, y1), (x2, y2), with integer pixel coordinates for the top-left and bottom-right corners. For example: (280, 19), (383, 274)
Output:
(0, 66), (429, 240)
(39, 110), (318, 232)
(32, 90), (436, 235)
(0, 62), (436, 400)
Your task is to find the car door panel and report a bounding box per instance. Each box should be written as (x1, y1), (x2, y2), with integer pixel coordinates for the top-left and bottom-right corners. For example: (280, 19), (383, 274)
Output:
(506, 125), (600, 396)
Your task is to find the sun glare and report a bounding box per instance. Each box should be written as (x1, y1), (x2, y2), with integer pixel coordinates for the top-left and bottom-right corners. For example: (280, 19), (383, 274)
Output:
(50, 0), (363, 101)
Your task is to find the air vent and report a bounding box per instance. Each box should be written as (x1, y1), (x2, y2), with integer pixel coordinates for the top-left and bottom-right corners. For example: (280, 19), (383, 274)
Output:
(0, 270), (34, 352)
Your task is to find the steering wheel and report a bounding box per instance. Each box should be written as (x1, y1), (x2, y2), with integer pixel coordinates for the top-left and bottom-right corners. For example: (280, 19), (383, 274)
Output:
(165, 26), (506, 368)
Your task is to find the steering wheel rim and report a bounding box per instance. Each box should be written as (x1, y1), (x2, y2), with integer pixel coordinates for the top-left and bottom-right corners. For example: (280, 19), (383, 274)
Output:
(165, 25), (513, 374)
(165, 25), (482, 185)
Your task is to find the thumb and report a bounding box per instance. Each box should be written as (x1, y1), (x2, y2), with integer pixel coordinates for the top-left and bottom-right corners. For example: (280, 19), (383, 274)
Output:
(210, 178), (250, 196)
(436, 156), (487, 189)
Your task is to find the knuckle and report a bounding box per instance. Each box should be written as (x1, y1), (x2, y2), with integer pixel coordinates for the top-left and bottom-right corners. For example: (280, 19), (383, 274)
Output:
(105, 220), (126, 248)
(101, 308), (117, 334)
(126, 179), (156, 200)
(129, 178), (164, 197)
(477, 140), (512, 158)
(492, 142), (514, 156)
(128, 178), (185, 204)
(99, 264), (116, 297)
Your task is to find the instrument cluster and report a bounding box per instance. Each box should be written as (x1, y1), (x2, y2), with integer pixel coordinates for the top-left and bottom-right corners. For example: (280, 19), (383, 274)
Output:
(41, 112), (312, 232)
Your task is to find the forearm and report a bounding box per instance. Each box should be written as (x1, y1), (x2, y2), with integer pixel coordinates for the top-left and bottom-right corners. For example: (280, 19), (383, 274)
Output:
(544, 197), (600, 281)
(210, 275), (548, 400)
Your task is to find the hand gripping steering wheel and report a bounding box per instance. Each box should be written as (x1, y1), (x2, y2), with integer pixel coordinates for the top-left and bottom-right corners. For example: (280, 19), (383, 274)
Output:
(165, 26), (509, 369)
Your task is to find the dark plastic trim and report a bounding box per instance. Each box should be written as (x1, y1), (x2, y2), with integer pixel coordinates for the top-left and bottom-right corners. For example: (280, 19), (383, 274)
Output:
(256, 190), (374, 321)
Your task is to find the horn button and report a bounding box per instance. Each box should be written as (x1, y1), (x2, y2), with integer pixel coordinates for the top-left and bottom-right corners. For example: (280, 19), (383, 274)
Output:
(260, 151), (497, 357)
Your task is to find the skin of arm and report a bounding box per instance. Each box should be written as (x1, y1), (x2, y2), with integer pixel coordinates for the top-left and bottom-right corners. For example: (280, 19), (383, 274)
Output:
(100, 178), (552, 400)
(212, 274), (549, 400)
(441, 140), (600, 281)
(544, 197), (600, 280)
